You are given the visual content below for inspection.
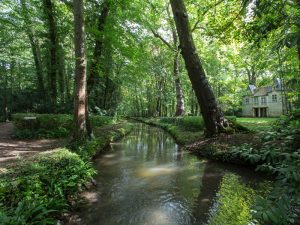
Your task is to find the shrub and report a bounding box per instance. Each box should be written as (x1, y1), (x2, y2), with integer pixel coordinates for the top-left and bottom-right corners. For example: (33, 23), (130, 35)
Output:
(90, 116), (117, 127)
(12, 114), (118, 139)
(0, 149), (95, 224)
(159, 116), (204, 132)
(229, 111), (300, 224)
(12, 114), (73, 139)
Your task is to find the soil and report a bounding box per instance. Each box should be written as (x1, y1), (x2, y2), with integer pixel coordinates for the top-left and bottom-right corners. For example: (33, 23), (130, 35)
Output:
(0, 122), (68, 168)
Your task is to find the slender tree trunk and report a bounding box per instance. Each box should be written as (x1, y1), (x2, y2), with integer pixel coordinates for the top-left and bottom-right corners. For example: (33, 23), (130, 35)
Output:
(43, 0), (58, 111)
(9, 60), (14, 120)
(73, 0), (87, 142)
(170, 0), (227, 137)
(168, 7), (185, 116)
(65, 63), (72, 103)
(2, 62), (8, 122)
(173, 50), (185, 116)
(297, 0), (300, 73)
(21, 0), (45, 98)
(86, 1), (110, 136)
(58, 46), (66, 105)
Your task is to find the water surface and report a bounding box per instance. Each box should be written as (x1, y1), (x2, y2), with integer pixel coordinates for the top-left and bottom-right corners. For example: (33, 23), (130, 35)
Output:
(79, 124), (267, 225)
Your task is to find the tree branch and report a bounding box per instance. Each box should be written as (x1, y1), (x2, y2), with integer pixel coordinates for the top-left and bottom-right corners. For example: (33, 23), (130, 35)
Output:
(150, 28), (173, 50)
(191, 0), (225, 33)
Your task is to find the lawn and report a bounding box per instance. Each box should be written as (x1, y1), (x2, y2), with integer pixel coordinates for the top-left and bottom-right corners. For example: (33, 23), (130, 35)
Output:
(236, 117), (278, 132)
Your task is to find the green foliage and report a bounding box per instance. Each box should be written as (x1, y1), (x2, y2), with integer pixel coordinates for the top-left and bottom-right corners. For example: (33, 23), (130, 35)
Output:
(230, 112), (300, 224)
(90, 116), (118, 127)
(72, 123), (134, 158)
(208, 174), (256, 225)
(236, 117), (277, 132)
(12, 114), (73, 139)
(0, 201), (57, 225)
(159, 116), (204, 132)
(12, 114), (119, 139)
(0, 149), (95, 224)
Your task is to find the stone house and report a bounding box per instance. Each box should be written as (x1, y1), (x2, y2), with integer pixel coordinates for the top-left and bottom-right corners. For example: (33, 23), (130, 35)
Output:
(241, 79), (288, 117)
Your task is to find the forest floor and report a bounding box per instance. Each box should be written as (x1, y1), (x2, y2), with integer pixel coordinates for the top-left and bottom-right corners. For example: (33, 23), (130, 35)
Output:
(0, 122), (68, 168)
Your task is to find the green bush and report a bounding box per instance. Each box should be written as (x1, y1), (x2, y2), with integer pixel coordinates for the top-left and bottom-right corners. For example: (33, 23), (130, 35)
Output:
(12, 114), (73, 139)
(159, 116), (204, 132)
(0, 149), (95, 224)
(12, 114), (118, 139)
(230, 111), (300, 224)
(90, 116), (117, 127)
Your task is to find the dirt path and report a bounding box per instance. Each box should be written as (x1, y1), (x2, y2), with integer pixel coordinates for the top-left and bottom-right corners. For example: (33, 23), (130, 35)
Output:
(0, 122), (68, 168)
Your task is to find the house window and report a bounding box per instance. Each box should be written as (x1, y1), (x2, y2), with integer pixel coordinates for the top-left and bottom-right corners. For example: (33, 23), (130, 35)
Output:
(245, 97), (249, 105)
(261, 96), (267, 105)
(254, 97), (258, 105)
(272, 94), (277, 102)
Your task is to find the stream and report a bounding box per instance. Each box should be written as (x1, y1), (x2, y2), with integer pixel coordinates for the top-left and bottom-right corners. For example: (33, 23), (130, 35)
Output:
(78, 124), (268, 225)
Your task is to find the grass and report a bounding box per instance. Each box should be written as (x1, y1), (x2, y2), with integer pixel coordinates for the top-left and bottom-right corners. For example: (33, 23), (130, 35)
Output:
(236, 117), (278, 132)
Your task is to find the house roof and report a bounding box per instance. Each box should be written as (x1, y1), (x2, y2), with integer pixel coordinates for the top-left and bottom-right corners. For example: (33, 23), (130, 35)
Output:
(248, 85), (256, 94)
(253, 86), (273, 96)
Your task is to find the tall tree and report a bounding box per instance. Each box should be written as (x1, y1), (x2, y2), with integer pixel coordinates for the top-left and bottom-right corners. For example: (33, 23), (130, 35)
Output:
(86, 0), (110, 136)
(43, 0), (58, 111)
(73, 0), (87, 142)
(150, 13), (185, 116)
(21, 0), (46, 99)
(170, 0), (227, 137)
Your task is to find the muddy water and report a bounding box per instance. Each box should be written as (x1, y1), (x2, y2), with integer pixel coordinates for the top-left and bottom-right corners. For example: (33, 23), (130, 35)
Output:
(79, 124), (267, 225)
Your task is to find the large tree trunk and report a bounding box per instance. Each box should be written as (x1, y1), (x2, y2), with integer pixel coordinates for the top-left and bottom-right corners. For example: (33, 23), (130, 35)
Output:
(170, 0), (227, 137)
(21, 0), (45, 98)
(43, 0), (58, 111)
(73, 0), (87, 142)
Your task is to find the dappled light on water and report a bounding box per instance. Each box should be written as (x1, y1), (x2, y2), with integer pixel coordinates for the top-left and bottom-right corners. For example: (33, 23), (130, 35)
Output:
(78, 124), (269, 225)
(137, 164), (180, 178)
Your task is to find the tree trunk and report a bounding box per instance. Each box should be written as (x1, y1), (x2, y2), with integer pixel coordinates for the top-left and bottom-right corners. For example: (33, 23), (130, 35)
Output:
(168, 7), (185, 116)
(9, 60), (14, 120)
(73, 0), (87, 142)
(173, 50), (185, 116)
(296, 0), (300, 72)
(21, 0), (45, 98)
(87, 1), (110, 93)
(170, 0), (227, 137)
(1, 62), (8, 122)
(86, 1), (110, 137)
(43, 0), (58, 111)
(246, 67), (256, 85)
(58, 46), (66, 105)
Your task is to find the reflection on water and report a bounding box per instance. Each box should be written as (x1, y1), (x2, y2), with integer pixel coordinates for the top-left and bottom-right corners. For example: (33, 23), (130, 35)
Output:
(79, 124), (268, 225)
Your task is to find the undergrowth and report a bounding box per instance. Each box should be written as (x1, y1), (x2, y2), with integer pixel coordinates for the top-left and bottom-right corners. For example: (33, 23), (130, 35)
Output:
(0, 149), (95, 224)
(12, 113), (118, 139)
(230, 110), (300, 224)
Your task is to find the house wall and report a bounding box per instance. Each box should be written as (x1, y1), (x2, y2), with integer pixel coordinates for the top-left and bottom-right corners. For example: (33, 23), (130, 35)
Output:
(241, 91), (284, 117)
(242, 96), (254, 117)
(268, 91), (284, 117)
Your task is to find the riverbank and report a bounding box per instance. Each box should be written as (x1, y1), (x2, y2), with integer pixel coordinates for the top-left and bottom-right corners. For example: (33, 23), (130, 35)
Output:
(134, 115), (300, 224)
(133, 117), (256, 165)
(0, 121), (133, 224)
